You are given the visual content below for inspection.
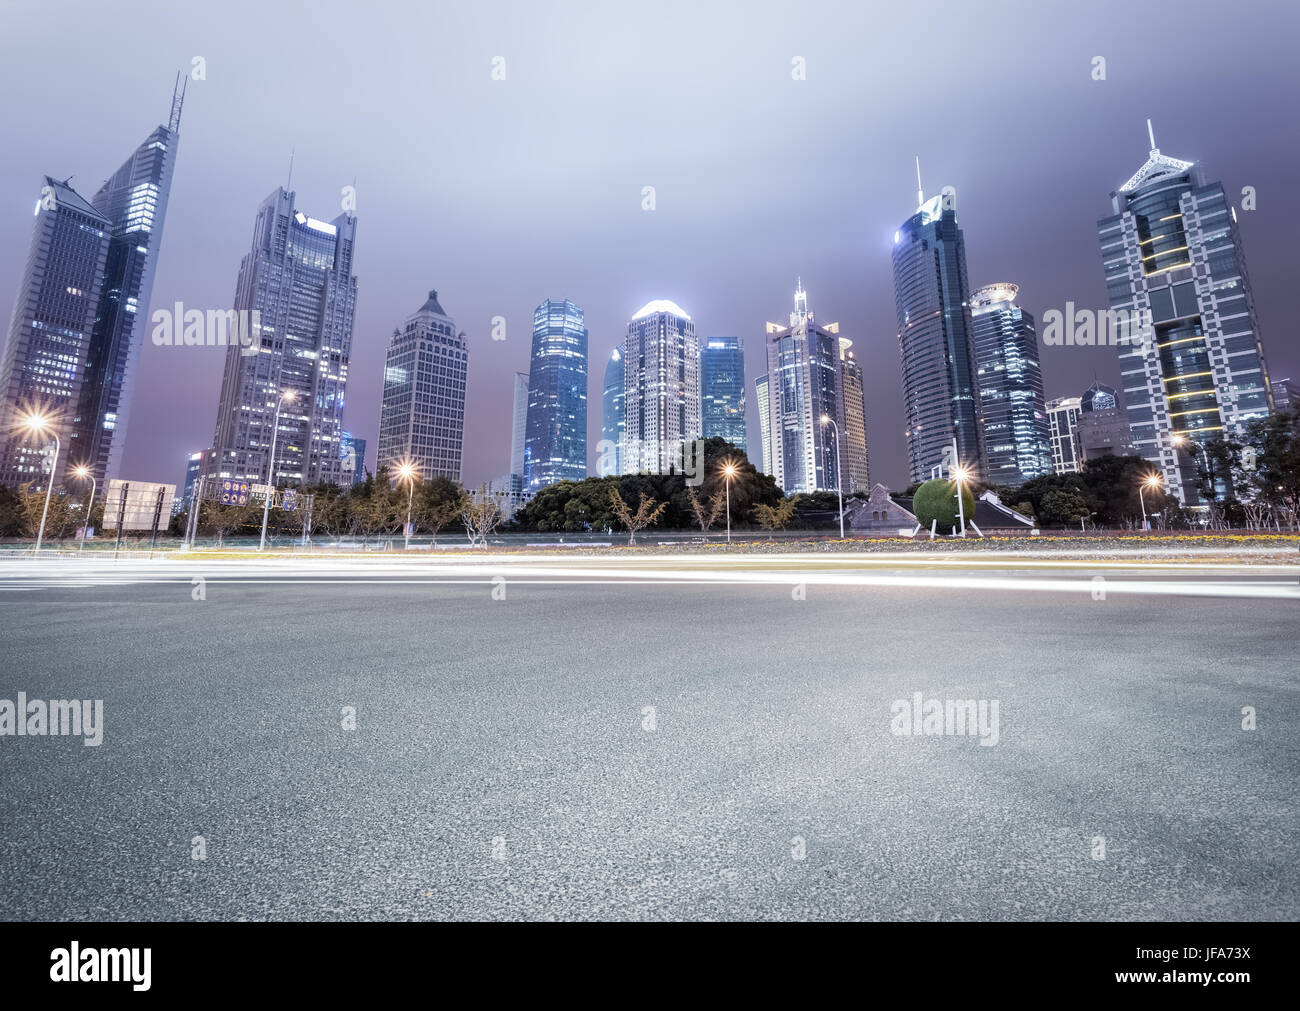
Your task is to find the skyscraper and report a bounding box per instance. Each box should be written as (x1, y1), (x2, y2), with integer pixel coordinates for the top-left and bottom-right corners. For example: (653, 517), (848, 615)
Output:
(892, 172), (983, 482)
(78, 83), (185, 486)
(600, 348), (624, 476)
(1046, 396), (1082, 474)
(970, 283), (1053, 485)
(523, 299), (587, 491)
(1098, 122), (1273, 504)
(208, 188), (357, 488)
(840, 341), (870, 493)
(340, 430), (367, 485)
(1077, 380), (1135, 462)
(510, 371), (528, 479)
(621, 299), (700, 475)
(754, 373), (772, 474)
(760, 280), (844, 494)
(0, 83), (184, 490)
(700, 336), (747, 454)
(377, 289), (467, 482)
(0, 178), (110, 488)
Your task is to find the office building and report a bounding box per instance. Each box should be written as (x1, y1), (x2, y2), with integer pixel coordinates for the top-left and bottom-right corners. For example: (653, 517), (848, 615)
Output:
(340, 431), (367, 485)
(510, 371), (528, 478)
(1046, 396), (1082, 474)
(208, 188), (357, 488)
(523, 299), (587, 491)
(1098, 122), (1273, 504)
(1077, 380), (1135, 461)
(621, 299), (700, 475)
(970, 282), (1053, 485)
(377, 289), (467, 482)
(840, 341), (870, 492)
(754, 373), (772, 474)
(700, 336), (747, 453)
(600, 348), (624, 476)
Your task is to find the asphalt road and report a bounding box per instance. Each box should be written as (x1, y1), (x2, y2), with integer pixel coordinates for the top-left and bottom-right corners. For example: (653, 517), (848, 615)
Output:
(1, 556), (1296, 920)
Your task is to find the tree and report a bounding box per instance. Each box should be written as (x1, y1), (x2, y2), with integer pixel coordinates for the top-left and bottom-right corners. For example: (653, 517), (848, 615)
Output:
(912, 478), (975, 532)
(199, 500), (255, 546)
(752, 496), (798, 539)
(462, 485), (504, 548)
(414, 476), (466, 546)
(685, 484), (725, 534)
(19, 483), (78, 542)
(1038, 488), (1091, 528)
(609, 488), (667, 545)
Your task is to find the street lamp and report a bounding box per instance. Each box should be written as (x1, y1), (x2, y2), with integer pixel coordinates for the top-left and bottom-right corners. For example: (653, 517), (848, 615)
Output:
(72, 464), (96, 552)
(818, 414), (844, 539)
(721, 461), (738, 545)
(21, 412), (60, 556)
(1139, 472), (1163, 531)
(397, 461), (418, 550)
(259, 389), (295, 551)
(951, 463), (971, 538)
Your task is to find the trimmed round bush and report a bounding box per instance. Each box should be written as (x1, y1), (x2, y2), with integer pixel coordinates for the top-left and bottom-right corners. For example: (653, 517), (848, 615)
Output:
(912, 478), (976, 532)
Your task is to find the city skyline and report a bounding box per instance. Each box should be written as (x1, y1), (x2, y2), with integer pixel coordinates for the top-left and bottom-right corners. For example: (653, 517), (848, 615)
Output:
(0, 1), (1297, 495)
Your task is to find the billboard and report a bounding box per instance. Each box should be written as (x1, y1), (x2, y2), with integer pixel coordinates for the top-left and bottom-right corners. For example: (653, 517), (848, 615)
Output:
(219, 479), (250, 506)
(104, 480), (178, 532)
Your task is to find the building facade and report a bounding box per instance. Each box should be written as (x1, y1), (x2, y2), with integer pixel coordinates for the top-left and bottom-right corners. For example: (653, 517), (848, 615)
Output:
(754, 373), (772, 474)
(1076, 380), (1135, 461)
(892, 187), (984, 482)
(600, 347), (624, 476)
(840, 342), (870, 493)
(377, 289), (467, 482)
(969, 282), (1053, 486)
(759, 281), (844, 494)
(1046, 396), (1082, 474)
(0, 178), (111, 489)
(208, 188), (357, 488)
(340, 430), (367, 485)
(700, 336), (747, 454)
(1098, 123), (1273, 504)
(523, 299), (587, 491)
(621, 299), (700, 475)
(510, 371), (528, 479)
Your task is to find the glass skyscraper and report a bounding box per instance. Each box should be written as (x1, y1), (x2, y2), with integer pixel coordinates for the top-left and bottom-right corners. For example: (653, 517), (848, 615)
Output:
(1098, 123), (1273, 505)
(378, 289), (467, 482)
(700, 336), (747, 454)
(0, 84), (183, 490)
(622, 299), (700, 475)
(970, 282), (1053, 486)
(523, 299), (587, 491)
(207, 188), (358, 488)
(892, 187), (983, 482)
(601, 347), (624, 475)
(754, 373), (772, 475)
(840, 341), (870, 492)
(759, 281), (844, 494)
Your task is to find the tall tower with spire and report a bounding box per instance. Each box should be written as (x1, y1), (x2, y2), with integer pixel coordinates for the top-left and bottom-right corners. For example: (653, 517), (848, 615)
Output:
(0, 78), (186, 489)
(891, 164), (984, 483)
(1097, 122), (1273, 505)
(759, 280), (845, 493)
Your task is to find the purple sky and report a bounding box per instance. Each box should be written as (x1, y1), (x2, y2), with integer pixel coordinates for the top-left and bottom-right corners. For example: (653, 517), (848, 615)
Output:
(1, 0), (1297, 491)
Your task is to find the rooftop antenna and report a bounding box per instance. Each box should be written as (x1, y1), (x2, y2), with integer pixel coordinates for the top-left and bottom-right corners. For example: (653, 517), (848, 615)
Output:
(168, 71), (187, 133)
(1147, 118), (1157, 152)
(286, 147), (295, 193)
(915, 156), (924, 206)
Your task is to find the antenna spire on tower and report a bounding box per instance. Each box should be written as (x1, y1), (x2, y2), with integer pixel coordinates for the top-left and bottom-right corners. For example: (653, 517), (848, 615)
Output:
(915, 156), (924, 207)
(168, 71), (187, 133)
(1147, 118), (1157, 151)
(287, 147), (295, 192)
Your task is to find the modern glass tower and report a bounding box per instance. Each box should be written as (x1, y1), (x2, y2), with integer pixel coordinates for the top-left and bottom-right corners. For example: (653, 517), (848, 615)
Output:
(377, 289), (467, 482)
(759, 280), (844, 494)
(0, 178), (111, 488)
(1098, 122), (1273, 504)
(510, 371), (529, 479)
(892, 175), (983, 482)
(340, 431), (366, 485)
(78, 83), (185, 487)
(0, 82), (184, 489)
(970, 283), (1053, 486)
(840, 341), (870, 492)
(207, 188), (358, 488)
(621, 299), (700, 475)
(523, 299), (587, 491)
(700, 336), (747, 454)
(754, 373), (772, 474)
(600, 347), (624, 475)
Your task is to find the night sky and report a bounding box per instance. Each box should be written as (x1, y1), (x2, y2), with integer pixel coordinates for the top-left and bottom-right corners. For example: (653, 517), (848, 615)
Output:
(1, 0), (1297, 492)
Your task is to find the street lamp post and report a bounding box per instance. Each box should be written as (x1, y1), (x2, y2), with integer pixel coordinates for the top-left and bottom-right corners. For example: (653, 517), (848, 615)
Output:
(398, 462), (418, 550)
(72, 465), (96, 552)
(951, 464), (970, 538)
(722, 462), (737, 545)
(22, 414), (61, 556)
(259, 389), (294, 551)
(819, 415), (844, 539)
(1139, 473), (1163, 531)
